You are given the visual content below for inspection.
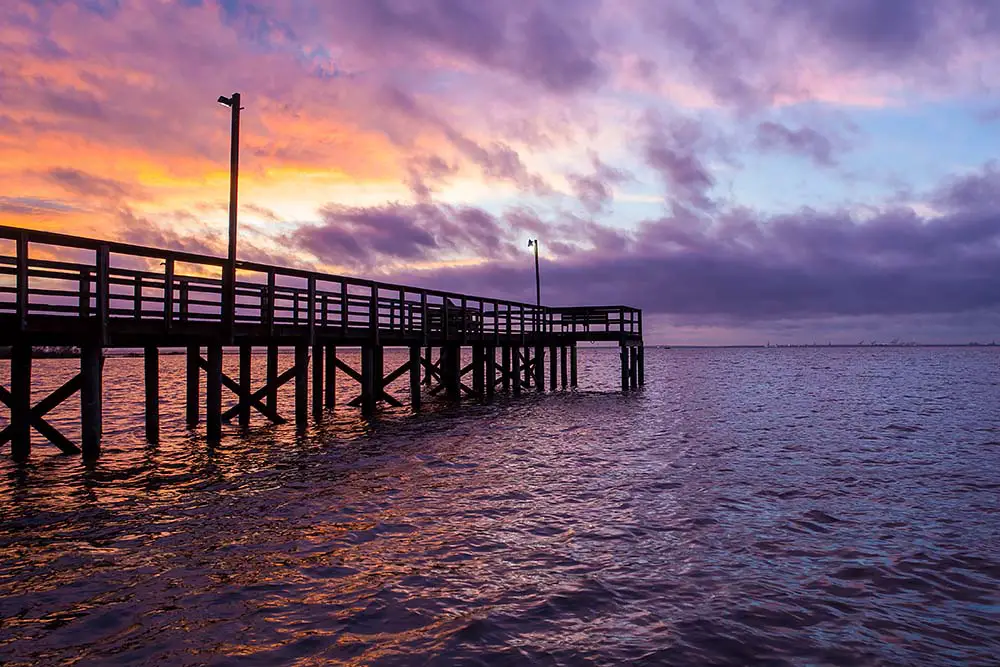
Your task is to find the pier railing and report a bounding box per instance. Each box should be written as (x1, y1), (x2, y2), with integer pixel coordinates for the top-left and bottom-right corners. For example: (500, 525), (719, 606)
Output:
(0, 225), (641, 345)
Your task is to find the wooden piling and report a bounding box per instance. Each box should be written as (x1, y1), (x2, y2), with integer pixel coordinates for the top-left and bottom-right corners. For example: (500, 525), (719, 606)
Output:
(638, 346), (645, 386)
(266, 344), (278, 413)
(523, 347), (532, 388)
(360, 344), (376, 416)
(312, 343), (324, 421)
(561, 346), (568, 388)
(144, 345), (159, 442)
(485, 346), (496, 401)
(501, 345), (511, 393)
(570, 344), (578, 388)
(620, 343), (629, 392)
(295, 344), (309, 427)
(512, 345), (522, 396)
(325, 344), (336, 408)
(630, 346), (639, 390)
(409, 346), (421, 411)
(444, 344), (461, 400)
(535, 345), (545, 392)
(423, 346), (433, 385)
(239, 344), (252, 429)
(472, 344), (485, 397)
(10, 343), (31, 461)
(206, 344), (223, 442)
(81, 344), (103, 458)
(549, 345), (557, 391)
(185, 344), (199, 426)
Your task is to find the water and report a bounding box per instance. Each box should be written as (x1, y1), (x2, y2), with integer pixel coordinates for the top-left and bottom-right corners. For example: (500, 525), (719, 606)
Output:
(1, 347), (999, 666)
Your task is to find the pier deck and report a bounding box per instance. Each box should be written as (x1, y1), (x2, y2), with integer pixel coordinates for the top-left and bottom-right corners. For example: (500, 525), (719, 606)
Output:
(0, 225), (643, 460)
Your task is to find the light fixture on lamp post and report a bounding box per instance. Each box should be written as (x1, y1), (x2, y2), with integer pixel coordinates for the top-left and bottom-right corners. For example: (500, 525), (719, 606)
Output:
(217, 92), (242, 336)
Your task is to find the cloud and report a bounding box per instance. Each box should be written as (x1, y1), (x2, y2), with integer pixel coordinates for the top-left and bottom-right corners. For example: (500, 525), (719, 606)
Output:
(567, 157), (631, 213)
(44, 167), (137, 200)
(642, 114), (718, 210)
(753, 121), (840, 166)
(0, 196), (78, 215)
(291, 202), (520, 269)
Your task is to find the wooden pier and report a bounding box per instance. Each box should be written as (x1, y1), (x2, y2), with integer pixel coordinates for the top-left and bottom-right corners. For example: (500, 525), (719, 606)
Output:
(0, 225), (643, 461)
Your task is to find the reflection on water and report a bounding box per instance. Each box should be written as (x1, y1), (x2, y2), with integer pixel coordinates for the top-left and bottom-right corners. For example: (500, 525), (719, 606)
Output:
(1, 347), (999, 665)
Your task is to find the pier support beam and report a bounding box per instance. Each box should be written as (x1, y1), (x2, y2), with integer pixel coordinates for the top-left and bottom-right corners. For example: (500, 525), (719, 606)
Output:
(10, 344), (32, 461)
(206, 344), (223, 442)
(638, 347), (645, 386)
(266, 345), (279, 413)
(485, 346), (496, 401)
(325, 344), (336, 408)
(239, 344), (252, 429)
(523, 347), (532, 388)
(570, 344), (578, 388)
(312, 343), (324, 421)
(534, 345), (545, 392)
(512, 345), (522, 396)
(443, 344), (461, 400)
(186, 344), (199, 426)
(360, 344), (377, 416)
(501, 345), (511, 393)
(423, 347), (433, 386)
(144, 346), (159, 442)
(549, 345), (557, 391)
(472, 345), (485, 397)
(81, 344), (103, 458)
(409, 346), (422, 411)
(561, 346), (568, 389)
(295, 344), (308, 428)
(620, 343), (629, 392)
(630, 346), (639, 390)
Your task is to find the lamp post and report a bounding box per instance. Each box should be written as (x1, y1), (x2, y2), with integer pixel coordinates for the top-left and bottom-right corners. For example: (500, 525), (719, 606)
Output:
(527, 239), (540, 306)
(217, 92), (242, 337)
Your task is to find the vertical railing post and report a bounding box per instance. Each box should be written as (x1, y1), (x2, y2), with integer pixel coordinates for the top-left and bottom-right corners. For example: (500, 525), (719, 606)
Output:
(164, 258), (174, 331)
(266, 270), (275, 336)
(96, 245), (109, 346)
(179, 279), (189, 324)
(369, 285), (379, 345)
(307, 276), (316, 345)
(340, 281), (349, 335)
(421, 292), (428, 345)
(79, 268), (91, 320)
(134, 274), (143, 321)
(15, 231), (28, 331)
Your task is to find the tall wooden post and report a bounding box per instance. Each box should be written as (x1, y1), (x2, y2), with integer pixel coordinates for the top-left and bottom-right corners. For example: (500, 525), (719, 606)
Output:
(295, 344), (308, 428)
(472, 344), (485, 398)
(186, 344), (199, 426)
(512, 345), (522, 396)
(80, 344), (103, 458)
(206, 344), (223, 442)
(638, 346), (645, 386)
(239, 344), (252, 428)
(570, 344), (578, 388)
(549, 344), (557, 390)
(10, 343), (31, 461)
(360, 344), (376, 416)
(620, 343), (629, 392)
(144, 346), (160, 442)
(501, 345), (511, 393)
(522, 347), (532, 388)
(534, 345), (545, 392)
(485, 346), (496, 401)
(423, 346), (433, 385)
(325, 344), (336, 408)
(409, 346), (422, 412)
(630, 346), (639, 390)
(560, 346), (568, 388)
(312, 343), (324, 421)
(444, 343), (461, 400)
(266, 345), (278, 413)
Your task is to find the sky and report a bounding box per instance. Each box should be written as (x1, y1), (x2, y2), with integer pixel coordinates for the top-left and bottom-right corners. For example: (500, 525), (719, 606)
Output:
(2, 0), (1000, 345)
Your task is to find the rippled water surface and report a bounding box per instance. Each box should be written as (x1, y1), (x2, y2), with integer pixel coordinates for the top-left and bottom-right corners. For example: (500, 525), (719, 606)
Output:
(1, 347), (999, 666)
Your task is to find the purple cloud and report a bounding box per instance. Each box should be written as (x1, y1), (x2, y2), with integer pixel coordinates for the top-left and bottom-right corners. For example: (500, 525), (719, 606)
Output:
(567, 157), (631, 213)
(754, 122), (840, 166)
(642, 115), (717, 210)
